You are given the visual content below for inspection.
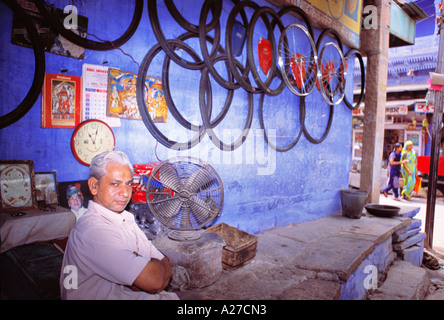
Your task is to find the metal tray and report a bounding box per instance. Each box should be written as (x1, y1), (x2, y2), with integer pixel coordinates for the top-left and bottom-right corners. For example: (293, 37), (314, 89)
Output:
(364, 204), (400, 217)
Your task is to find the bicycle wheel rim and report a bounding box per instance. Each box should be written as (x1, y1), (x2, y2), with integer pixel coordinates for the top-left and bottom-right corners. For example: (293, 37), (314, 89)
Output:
(316, 28), (345, 105)
(318, 42), (345, 105)
(275, 5), (314, 39)
(0, 0), (46, 129)
(278, 23), (318, 96)
(34, 0), (142, 51)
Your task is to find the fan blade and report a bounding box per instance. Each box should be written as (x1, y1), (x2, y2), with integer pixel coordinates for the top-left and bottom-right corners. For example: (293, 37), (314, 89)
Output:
(151, 197), (182, 219)
(183, 166), (215, 193)
(157, 164), (182, 192)
(187, 195), (218, 226)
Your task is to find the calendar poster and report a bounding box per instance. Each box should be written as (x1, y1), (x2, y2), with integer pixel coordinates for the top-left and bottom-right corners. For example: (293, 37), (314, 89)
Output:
(82, 64), (121, 127)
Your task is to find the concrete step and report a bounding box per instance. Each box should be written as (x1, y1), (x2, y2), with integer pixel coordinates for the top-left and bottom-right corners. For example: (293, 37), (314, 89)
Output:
(370, 260), (429, 300)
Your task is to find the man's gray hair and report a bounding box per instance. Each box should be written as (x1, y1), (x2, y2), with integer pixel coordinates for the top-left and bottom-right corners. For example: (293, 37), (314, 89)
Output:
(89, 151), (134, 181)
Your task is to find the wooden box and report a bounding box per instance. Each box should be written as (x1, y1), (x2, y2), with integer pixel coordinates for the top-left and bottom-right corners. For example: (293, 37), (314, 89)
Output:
(206, 223), (258, 270)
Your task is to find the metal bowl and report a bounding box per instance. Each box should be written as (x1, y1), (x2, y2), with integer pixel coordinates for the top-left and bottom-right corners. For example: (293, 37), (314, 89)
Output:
(364, 204), (400, 217)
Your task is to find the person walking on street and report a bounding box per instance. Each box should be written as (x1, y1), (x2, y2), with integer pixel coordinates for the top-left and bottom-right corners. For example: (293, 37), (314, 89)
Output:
(401, 140), (417, 200)
(382, 142), (407, 200)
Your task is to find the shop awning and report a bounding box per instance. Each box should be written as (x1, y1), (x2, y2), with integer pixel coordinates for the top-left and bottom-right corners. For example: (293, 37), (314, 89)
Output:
(352, 99), (426, 116)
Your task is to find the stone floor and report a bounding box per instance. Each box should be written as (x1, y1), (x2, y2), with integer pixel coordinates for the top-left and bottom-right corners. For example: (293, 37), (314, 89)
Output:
(174, 205), (442, 300)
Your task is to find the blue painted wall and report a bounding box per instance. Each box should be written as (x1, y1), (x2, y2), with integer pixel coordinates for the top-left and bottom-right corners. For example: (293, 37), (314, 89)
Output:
(0, 0), (353, 235)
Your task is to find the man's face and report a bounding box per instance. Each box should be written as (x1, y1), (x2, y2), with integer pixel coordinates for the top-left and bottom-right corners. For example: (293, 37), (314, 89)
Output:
(68, 193), (82, 211)
(88, 162), (133, 213)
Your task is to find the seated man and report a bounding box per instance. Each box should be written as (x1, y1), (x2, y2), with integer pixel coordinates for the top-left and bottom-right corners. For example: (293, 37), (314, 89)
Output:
(60, 151), (178, 300)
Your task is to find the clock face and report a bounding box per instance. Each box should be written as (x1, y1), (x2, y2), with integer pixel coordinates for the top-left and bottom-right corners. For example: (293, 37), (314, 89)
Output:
(71, 120), (115, 166)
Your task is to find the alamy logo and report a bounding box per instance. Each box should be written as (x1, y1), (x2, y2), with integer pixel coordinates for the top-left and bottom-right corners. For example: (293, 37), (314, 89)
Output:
(363, 265), (378, 290)
(166, 129), (277, 176)
(362, 5), (378, 30)
(63, 5), (78, 30)
(63, 265), (78, 290)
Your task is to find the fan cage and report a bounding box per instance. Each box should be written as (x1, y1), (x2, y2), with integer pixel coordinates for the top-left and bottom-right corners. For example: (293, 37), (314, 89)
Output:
(146, 157), (224, 231)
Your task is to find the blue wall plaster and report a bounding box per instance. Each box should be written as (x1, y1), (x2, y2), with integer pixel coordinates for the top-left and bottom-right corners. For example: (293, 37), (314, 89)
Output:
(0, 0), (354, 235)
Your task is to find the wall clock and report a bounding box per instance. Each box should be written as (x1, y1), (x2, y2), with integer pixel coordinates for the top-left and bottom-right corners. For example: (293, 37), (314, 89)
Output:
(71, 119), (116, 166)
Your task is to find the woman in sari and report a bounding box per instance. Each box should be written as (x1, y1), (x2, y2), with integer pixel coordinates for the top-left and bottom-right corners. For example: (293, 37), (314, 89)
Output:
(401, 140), (417, 200)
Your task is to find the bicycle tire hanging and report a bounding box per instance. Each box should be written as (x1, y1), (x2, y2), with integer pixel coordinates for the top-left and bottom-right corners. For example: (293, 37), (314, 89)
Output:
(1, 0), (366, 153)
(136, 1), (366, 152)
(0, 0), (46, 129)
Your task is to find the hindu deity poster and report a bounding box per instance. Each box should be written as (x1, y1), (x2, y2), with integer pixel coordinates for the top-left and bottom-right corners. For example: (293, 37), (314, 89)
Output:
(106, 68), (168, 123)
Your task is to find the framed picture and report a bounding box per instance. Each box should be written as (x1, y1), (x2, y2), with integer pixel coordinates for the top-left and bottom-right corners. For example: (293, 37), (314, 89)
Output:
(41, 73), (82, 128)
(35, 171), (58, 206)
(58, 180), (91, 211)
(107, 68), (168, 122)
(0, 160), (37, 212)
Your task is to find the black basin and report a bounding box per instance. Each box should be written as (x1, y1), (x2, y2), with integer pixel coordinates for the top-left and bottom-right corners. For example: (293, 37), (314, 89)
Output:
(364, 204), (400, 217)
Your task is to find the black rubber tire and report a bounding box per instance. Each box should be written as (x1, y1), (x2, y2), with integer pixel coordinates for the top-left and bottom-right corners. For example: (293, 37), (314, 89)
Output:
(301, 97), (334, 144)
(224, 0), (263, 93)
(165, 0), (222, 33)
(148, 0), (205, 70)
(343, 49), (365, 111)
(199, 55), (253, 151)
(258, 90), (304, 152)
(137, 41), (206, 150)
(246, 6), (286, 96)
(0, 0), (46, 129)
(161, 33), (234, 131)
(275, 5), (314, 39)
(161, 35), (208, 132)
(199, 0), (240, 90)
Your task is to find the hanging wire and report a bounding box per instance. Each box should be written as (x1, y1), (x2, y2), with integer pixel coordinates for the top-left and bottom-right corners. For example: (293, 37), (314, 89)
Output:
(87, 32), (140, 68)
